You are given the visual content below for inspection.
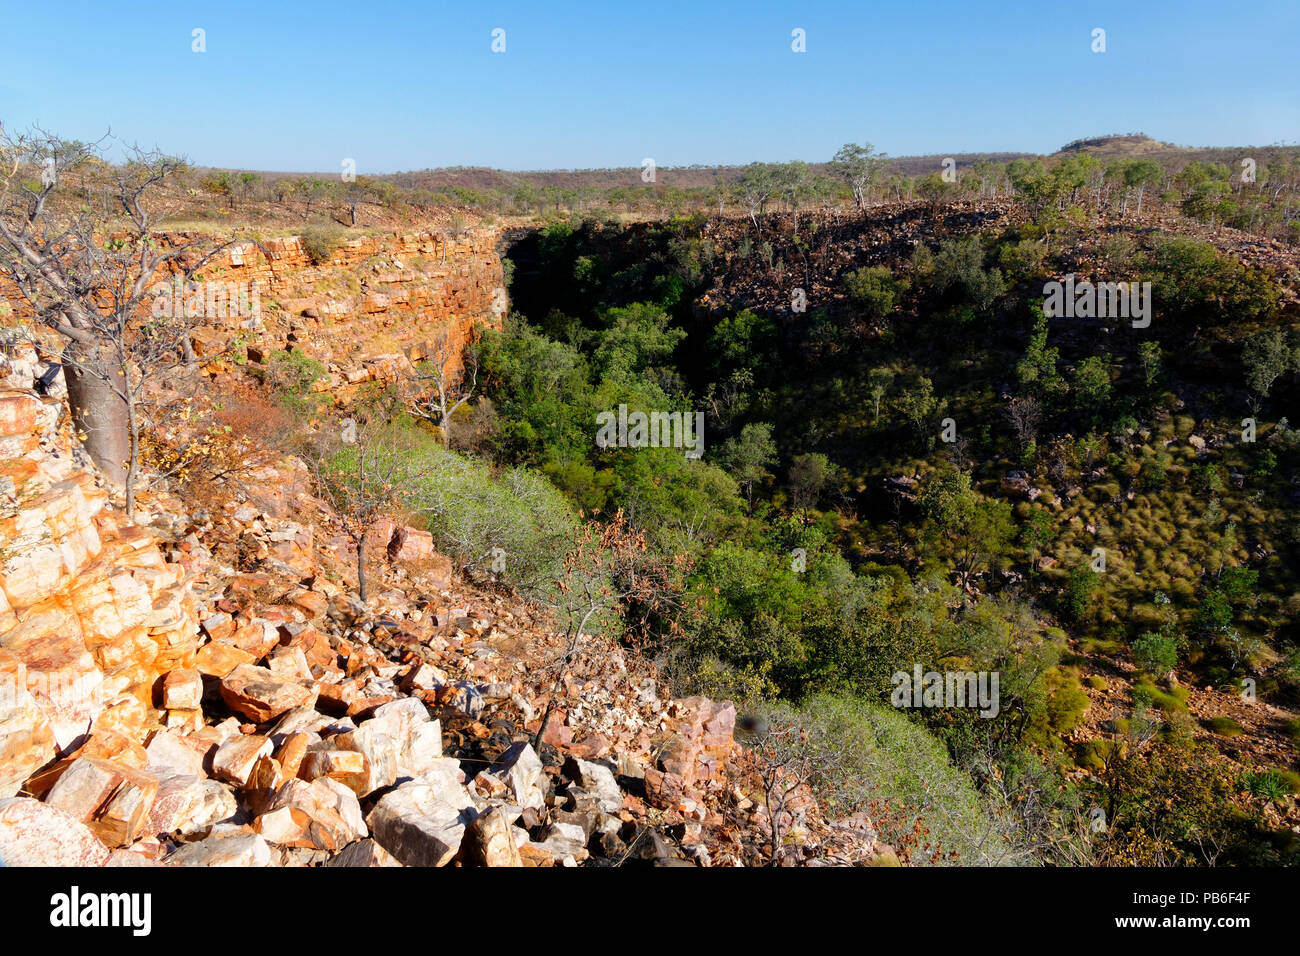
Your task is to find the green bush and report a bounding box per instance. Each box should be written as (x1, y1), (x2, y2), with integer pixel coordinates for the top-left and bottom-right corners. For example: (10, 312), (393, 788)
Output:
(754, 694), (1030, 865)
(396, 439), (580, 601)
(1131, 632), (1178, 675)
(1076, 739), (1121, 772)
(1241, 768), (1294, 801)
(1063, 565), (1101, 623)
(843, 266), (906, 320)
(301, 225), (345, 265)
(264, 349), (327, 416)
(265, 349), (325, 395)
(1046, 669), (1090, 733)
(1205, 716), (1245, 737)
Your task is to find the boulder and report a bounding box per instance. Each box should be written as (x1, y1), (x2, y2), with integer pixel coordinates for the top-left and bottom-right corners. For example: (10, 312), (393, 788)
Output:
(196, 640), (255, 678)
(145, 775), (236, 840)
(327, 837), (402, 867)
(533, 822), (588, 863)
(478, 741), (545, 811)
(0, 796), (111, 865)
(164, 826), (272, 867)
(564, 757), (623, 814)
(44, 756), (160, 847)
(0, 649), (56, 796)
(219, 664), (314, 722)
(461, 806), (523, 867)
(162, 668), (203, 710)
(211, 734), (273, 786)
(367, 770), (478, 867)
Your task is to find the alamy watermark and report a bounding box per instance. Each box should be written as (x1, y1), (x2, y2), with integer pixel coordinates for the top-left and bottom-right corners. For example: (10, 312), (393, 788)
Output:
(891, 664), (1000, 717)
(1, 669), (104, 711)
(1043, 274), (1151, 328)
(595, 404), (704, 459)
(151, 277), (261, 320)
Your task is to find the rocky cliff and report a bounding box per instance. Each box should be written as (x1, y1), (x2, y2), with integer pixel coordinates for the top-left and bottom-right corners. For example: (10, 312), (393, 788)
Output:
(186, 228), (505, 385)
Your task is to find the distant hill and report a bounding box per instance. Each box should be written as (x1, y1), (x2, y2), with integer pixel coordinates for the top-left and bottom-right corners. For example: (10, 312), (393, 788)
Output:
(1056, 133), (1172, 157)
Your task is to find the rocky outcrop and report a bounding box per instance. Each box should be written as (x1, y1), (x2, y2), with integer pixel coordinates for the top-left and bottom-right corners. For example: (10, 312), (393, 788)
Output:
(186, 229), (505, 393)
(0, 371), (200, 796)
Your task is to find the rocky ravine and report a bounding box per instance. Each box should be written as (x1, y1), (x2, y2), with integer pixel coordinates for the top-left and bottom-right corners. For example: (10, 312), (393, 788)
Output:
(0, 345), (886, 867)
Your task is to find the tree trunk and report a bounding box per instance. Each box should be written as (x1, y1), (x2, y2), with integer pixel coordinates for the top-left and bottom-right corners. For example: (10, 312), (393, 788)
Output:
(356, 540), (368, 603)
(62, 342), (130, 490)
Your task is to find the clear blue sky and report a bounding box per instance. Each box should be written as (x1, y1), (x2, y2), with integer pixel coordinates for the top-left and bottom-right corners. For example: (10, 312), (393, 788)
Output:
(1, 0), (1296, 173)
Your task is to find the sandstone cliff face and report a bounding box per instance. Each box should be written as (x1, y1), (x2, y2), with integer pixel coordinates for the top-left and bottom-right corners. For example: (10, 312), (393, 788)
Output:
(186, 229), (505, 388)
(0, 350), (200, 796)
(0, 226), (506, 400)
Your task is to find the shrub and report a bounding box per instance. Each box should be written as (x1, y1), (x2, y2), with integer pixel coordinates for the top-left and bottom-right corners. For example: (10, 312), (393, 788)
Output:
(1241, 768), (1294, 801)
(1063, 565), (1101, 623)
(300, 225), (345, 265)
(1131, 632), (1178, 675)
(752, 694), (1030, 865)
(1133, 679), (1188, 714)
(264, 349), (325, 396)
(1205, 715), (1245, 737)
(1076, 739), (1121, 772)
(1046, 669), (1090, 732)
(397, 439), (579, 599)
(843, 266), (906, 320)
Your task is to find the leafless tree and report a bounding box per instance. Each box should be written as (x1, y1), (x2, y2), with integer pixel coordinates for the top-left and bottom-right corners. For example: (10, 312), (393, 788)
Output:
(748, 720), (820, 866)
(403, 331), (480, 446)
(308, 395), (417, 604)
(1005, 395), (1043, 452)
(0, 127), (256, 516)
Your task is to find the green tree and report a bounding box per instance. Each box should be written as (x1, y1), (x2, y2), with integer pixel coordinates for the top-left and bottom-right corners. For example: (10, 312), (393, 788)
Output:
(1072, 355), (1112, 424)
(918, 469), (1015, 586)
(830, 142), (886, 213)
(788, 452), (833, 514)
(896, 374), (942, 450)
(1242, 328), (1295, 398)
(1137, 340), (1163, 392)
(1122, 159), (1164, 215)
(1131, 632), (1178, 676)
(719, 422), (778, 508)
(1017, 315), (1066, 403)
(843, 266), (907, 320)
(1019, 506), (1055, 573)
(866, 367), (895, 423)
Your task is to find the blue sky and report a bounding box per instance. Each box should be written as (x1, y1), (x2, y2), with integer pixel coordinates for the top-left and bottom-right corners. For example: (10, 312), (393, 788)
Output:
(1, 0), (1296, 172)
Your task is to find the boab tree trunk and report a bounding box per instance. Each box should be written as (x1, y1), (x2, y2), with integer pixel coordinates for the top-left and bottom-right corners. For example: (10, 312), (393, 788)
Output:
(61, 341), (129, 489)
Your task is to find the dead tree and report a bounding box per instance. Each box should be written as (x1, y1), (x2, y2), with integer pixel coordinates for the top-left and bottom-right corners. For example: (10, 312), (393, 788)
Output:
(403, 330), (479, 446)
(1005, 394), (1043, 453)
(309, 397), (416, 604)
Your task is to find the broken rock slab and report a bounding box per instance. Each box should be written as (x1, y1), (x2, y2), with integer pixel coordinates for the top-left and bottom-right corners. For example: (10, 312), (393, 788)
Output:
(219, 664), (315, 723)
(145, 775), (237, 841)
(44, 756), (160, 847)
(0, 796), (112, 866)
(461, 805), (523, 867)
(564, 757), (623, 814)
(211, 734), (273, 787)
(367, 771), (479, 867)
(164, 826), (273, 867)
(327, 837), (402, 868)
(477, 741), (545, 812)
